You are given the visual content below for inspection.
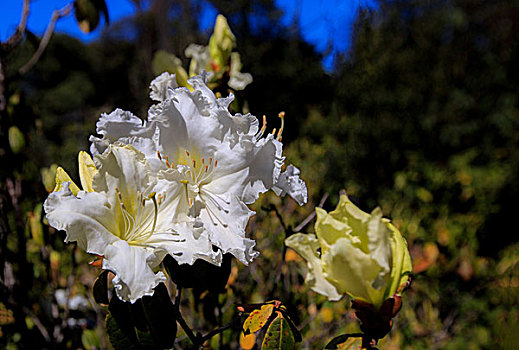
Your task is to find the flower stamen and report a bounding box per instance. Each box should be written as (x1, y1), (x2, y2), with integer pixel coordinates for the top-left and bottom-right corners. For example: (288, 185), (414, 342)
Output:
(277, 111), (285, 141)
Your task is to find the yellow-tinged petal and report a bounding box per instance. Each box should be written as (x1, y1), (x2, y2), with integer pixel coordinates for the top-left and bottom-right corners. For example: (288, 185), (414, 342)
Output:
(53, 167), (80, 195)
(331, 195), (371, 252)
(78, 151), (97, 192)
(386, 223), (412, 298)
(322, 237), (387, 308)
(285, 233), (342, 301)
(293, 194), (412, 308)
(315, 207), (351, 253)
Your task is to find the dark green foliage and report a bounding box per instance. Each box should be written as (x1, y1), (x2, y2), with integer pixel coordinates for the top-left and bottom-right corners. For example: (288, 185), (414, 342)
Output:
(164, 253), (232, 293)
(93, 269), (110, 305)
(107, 284), (177, 349)
(286, 0), (519, 347)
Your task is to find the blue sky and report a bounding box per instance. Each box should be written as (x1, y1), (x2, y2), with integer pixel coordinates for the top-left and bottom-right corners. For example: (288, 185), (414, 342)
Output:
(0, 0), (374, 69)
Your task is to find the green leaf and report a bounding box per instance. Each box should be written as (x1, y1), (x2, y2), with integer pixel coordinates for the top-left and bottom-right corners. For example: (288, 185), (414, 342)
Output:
(337, 337), (364, 350)
(243, 303), (275, 334)
(139, 284), (177, 348)
(81, 329), (101, 349)
(107, 293), (139, 347)
(261, 312), (295, 350)
(92, 270), (109, 305)
(8, 126), (25, 154)
(105, 312), (139, 350)
(106, 284), (177, 349)
(278, 309), (302, 342)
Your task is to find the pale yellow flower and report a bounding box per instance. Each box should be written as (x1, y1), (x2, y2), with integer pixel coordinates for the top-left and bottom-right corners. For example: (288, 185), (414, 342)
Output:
(286, 195), (412, 308)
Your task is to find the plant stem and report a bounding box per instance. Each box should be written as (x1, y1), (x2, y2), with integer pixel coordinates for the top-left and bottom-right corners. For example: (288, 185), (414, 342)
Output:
(174, 287), (201, 348)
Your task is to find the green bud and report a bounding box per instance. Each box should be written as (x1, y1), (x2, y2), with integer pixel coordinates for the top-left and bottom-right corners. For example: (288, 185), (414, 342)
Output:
(8, 126), (25, 154)
(208, 15), (236, 71)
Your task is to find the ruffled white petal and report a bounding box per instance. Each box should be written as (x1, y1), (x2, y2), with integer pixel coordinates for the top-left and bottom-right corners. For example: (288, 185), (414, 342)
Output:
(198, 193), (257, 264)
(150, 72), (178, 102)
(208, 135), (283, 205)
(272, 165), (308, 205)
(44, 183), (164, 303)
(44, 182), (118, 254)
(103, 240), (166, 303)
(93, 143), (153, 202)
(89, 109), (156, 159)
(150, 222), (222, 266)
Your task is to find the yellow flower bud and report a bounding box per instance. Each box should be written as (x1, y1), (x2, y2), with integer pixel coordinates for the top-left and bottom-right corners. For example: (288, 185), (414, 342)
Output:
(209, 15), (236, 70)
(286, 195), (412, 309)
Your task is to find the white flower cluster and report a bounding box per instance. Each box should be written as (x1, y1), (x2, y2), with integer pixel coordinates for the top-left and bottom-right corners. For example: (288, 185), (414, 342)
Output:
(44, 72), (307, 303)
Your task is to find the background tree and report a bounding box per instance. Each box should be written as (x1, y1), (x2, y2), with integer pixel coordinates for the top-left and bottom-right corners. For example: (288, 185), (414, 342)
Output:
(289, 0), (519, 347)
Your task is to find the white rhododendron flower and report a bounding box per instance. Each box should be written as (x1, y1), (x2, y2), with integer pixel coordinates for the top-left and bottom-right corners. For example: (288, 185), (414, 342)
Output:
(44, 145), (220, 303)
(89, 72), (307, 264)
(285, 195), (412, 308)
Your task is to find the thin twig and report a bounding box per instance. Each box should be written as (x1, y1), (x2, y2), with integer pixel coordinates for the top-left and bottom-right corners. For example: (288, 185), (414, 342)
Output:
(174, 287), (200, 347)
(0, 0), (30, 110)
(3, 0), (30, 49)
(200, 310), (243, 343)
(177, 315), (200, 348)
(22, 307), (51, 343)
(262, 204), (293, 295)
(19, 4), (72, 74)
(174, 286), (241, 348)
(293, 192), (329, 232)
(262, 204), (290, 234)
(201, 323), (232, 342)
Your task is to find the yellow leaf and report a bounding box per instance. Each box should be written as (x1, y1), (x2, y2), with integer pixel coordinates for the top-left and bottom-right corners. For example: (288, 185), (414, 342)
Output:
(243, 304), (275, 334)
(240, 332), (256, 350)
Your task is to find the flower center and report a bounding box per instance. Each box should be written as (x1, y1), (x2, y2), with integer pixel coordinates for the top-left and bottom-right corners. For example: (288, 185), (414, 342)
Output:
(158, 148), (230, 228)
(115, 188), (159, 245)
(158, 148), (218, 204)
